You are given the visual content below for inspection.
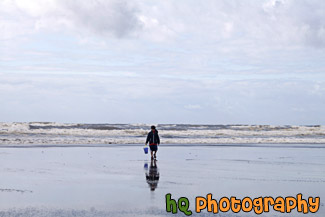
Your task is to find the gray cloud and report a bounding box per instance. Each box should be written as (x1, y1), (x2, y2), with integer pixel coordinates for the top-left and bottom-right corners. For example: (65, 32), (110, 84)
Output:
(0, 0), (142, 39)
(59, 0), (141, 38)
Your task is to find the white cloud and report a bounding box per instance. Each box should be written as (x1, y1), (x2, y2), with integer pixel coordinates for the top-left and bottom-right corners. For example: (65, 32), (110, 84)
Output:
(184, 104), (202, 110)
(1, 0), (324, 46)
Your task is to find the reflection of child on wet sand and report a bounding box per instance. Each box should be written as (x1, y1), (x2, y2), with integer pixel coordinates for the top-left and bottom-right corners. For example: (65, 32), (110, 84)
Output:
(145, 125), (160, 160)
(145, 159), (159, 191)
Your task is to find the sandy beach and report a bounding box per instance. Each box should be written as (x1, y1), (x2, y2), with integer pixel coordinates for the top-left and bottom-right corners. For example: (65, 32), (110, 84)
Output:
(0, 144), (324, 217)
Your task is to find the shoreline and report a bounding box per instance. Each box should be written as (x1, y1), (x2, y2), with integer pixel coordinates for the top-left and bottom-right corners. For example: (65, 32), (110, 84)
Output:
(1, 143), (325, 149)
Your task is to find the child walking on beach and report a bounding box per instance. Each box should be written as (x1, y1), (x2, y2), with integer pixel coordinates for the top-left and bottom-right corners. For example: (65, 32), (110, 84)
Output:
(145, 125), (160, 159)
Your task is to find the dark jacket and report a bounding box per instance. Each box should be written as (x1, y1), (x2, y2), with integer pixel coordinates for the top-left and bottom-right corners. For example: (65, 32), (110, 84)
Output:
(146, 130), (160, 145)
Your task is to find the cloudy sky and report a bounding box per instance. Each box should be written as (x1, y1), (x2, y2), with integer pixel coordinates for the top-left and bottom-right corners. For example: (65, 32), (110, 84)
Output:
(1, 0), (324, 124)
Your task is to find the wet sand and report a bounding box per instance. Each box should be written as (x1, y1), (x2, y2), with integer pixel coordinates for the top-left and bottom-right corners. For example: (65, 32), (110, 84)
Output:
(0, 145), (324, 216)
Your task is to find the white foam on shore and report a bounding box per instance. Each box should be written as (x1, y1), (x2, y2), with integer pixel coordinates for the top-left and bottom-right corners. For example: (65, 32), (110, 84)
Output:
(1, 122), (325, 145)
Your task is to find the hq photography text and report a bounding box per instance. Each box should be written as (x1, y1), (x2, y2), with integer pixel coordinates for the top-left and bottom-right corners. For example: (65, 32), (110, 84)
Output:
(165, 193), (320, 216)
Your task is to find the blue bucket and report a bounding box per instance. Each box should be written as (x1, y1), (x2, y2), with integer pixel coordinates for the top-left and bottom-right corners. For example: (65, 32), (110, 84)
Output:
(143, 146), (148, 154)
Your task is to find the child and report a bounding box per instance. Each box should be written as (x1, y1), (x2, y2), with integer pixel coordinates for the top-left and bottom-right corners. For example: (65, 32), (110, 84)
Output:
(145, 125), (160, 159)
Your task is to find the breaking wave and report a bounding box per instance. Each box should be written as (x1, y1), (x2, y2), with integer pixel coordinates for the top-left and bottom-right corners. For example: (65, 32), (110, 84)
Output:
(0, 122), (325, 145)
